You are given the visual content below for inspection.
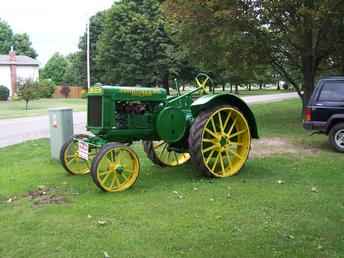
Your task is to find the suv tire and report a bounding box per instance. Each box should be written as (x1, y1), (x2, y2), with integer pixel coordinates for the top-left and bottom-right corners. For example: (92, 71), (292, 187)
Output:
(329, 123), (344, 153)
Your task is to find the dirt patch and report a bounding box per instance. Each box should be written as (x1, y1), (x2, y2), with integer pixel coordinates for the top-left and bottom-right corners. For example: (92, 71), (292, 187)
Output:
(26, 186), (65, 207)
(250, 137), (320, 158)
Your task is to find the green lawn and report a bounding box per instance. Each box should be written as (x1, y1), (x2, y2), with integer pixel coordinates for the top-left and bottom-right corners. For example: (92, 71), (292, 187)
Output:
(0, 100), (343, 258)
(0, 98), (86, 120)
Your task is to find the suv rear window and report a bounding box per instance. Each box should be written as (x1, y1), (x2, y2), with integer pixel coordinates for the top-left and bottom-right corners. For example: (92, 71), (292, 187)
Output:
(318, 81), (344, 102)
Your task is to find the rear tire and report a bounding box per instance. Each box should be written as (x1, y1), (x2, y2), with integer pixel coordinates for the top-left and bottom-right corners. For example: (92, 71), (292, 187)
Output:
(188, 105), (251, 177)
(143, 141), (190, 167)
(329, 123), (344, 153)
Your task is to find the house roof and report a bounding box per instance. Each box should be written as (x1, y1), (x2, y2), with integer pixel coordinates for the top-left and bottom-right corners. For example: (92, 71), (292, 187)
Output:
(0, 55), (39, 66)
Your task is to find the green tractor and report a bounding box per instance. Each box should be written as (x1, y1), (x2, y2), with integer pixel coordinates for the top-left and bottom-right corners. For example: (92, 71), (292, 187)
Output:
(60, 74), (258, 192)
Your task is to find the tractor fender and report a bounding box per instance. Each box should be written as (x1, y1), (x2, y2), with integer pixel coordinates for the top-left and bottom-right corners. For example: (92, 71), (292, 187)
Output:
(191, 94), (259, 139)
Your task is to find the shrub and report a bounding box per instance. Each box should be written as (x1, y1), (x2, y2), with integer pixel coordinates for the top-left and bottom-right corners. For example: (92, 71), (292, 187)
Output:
(16, 79), (40, 110)
(39, 79), (56, 98)
(0, 85), (10, 101)
(60, 86), (71, 98)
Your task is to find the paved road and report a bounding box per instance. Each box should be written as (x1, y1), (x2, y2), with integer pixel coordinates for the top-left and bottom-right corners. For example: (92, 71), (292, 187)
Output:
(0, 93), (298, 148)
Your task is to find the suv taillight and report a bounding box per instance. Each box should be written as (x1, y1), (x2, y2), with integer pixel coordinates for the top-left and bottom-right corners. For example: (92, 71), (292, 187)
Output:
(304, 107), (312, 121)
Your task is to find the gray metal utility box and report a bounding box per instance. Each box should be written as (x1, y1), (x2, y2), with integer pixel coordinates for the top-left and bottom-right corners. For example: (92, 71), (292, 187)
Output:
(48, 108), (74, 160)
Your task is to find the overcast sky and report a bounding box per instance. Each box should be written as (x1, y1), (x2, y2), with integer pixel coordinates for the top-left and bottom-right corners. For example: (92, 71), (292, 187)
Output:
(0, 0), (114, 66)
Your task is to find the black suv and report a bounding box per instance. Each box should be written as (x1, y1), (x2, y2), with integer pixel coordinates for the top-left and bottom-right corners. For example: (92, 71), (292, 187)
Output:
(303, 77), (344, 152)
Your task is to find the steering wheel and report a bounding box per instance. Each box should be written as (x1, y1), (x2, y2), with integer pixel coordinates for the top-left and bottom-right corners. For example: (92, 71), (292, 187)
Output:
(195, 73), (213, 94)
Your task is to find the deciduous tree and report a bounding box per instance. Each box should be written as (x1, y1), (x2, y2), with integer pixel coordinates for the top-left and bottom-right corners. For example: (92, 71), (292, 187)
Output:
(16, 79), (40, 110)
(0, 19), (14, 54)
(0, 19), (38, 58)
(40, 53), (68, 85)
(162, 0), (344, 105)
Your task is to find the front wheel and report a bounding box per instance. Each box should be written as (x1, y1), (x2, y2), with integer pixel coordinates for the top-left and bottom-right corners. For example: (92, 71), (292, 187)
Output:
(60, 134), (91, 175)
(329, 123), (344, 153)
(188, 105), (251, 177)
(91, 143), (140, 192)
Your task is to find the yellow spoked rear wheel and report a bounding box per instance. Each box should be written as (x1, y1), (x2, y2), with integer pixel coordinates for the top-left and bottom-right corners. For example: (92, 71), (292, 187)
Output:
(143, 141), (190, 167)
(60, 135), (94, 175)
(189, 106), (251, 177)
(91, 143), (140, 192)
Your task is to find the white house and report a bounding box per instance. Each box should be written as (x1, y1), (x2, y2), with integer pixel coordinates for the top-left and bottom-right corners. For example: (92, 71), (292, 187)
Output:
(0, 50), (39, 97)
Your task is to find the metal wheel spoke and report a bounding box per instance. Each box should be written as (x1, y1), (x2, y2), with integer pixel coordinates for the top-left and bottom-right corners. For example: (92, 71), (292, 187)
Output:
(229, 129), (248, 139)
(218, 112), (224, 132)
(160, 144), (168, 158)
(227, 117), (238, 135)
(225, 150), (232, 168)
(203, 145), (217, 153)
(173, 152), (179, 165)
(166, 150), (172, 162)
(114, 174), (121, 187)
(116, 151), (123, 163)
(212, 152), (220, 171)
(67, 158), (76, 166)
(229, 142), (244, 147)
(229, 149), (243, 160)
(223, 111), (232, 129)
(210, 117), (217, 132)
(205, 128), (218, 139)
(105, 157), (113, 164)
(154, 141), (164, 149)
(110, 150), (115, 162)
(121, 172), (128, 180)
(206, 150), (215, 164)
(101, 171), (112, 185)
(109, 173), (117, 189)
(219, 154), (225, 174)
(202, 138), (216, 144)
(99, 170), (112, 177)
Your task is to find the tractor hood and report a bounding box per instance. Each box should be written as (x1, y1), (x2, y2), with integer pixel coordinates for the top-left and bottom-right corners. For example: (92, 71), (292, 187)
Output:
(88, 86), (167, 101)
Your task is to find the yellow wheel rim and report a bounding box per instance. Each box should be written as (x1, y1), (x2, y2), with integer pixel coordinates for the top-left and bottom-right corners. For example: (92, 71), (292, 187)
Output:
(152, 141), (190, 167)
(96, 147), (139, 192)
(201, 107), (251, 177)
(64, 141), (93, 175)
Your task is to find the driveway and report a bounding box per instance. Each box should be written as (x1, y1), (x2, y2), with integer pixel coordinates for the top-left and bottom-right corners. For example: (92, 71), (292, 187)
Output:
(0, 92), (298, 148)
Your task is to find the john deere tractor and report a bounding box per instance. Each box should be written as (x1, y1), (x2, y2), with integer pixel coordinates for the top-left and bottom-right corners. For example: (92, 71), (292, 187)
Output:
(60, 74), (258, 192)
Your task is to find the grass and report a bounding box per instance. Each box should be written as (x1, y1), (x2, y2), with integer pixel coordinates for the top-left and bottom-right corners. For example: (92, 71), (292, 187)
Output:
(0, 98), (86, 120)
(0, 100), (343, 258)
